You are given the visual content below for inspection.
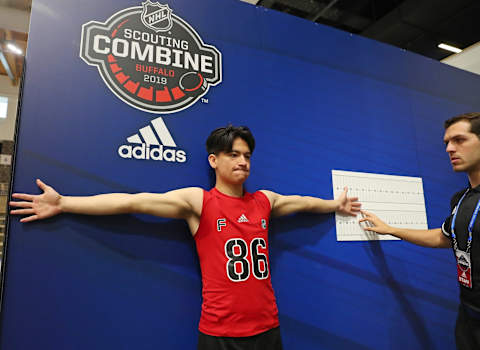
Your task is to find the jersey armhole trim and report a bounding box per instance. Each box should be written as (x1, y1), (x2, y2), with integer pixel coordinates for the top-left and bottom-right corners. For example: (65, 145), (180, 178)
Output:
(193, 189), (209, 240)
(441, 221), (450, 237)
(256, 190), (272, 212)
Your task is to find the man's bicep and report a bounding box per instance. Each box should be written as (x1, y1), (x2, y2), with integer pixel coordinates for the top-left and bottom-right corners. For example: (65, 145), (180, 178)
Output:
(269, 194), (306, 217)
(436, 228), (452, 248)
(133, 187), (203, 219)
(425, 227), (451, 248)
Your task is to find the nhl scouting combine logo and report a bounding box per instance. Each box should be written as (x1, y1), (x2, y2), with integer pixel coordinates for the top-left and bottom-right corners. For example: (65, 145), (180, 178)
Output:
(80, 1), (222, 114)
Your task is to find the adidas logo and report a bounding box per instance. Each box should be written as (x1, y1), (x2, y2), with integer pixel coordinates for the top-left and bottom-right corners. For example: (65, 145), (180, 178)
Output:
(237, 214), (249, 223)
(458, 255), (469, 265)
(118, 117), (187, 163)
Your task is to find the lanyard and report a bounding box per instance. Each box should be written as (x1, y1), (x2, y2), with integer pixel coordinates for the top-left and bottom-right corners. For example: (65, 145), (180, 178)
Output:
(451, 189), (480, 253)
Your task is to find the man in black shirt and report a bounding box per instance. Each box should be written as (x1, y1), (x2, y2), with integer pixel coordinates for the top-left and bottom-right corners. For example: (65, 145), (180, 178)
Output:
(360, 112), (480, 350)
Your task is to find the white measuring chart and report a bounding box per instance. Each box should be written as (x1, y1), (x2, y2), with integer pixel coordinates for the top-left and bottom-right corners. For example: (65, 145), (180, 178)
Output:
(332, 170), (428, 241)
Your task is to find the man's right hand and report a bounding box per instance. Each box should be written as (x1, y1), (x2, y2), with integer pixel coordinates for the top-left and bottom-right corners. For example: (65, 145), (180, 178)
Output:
(359, 210), (451, 248)
(10, 179), (62, 222)
(359, 210), (393, 235)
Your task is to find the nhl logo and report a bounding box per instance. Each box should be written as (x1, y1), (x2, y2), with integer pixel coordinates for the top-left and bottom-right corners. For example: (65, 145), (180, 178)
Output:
(141, 0), (173, 32)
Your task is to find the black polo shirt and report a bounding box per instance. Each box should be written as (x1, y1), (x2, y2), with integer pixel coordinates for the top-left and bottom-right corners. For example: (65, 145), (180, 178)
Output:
(442, 185), (480, 311)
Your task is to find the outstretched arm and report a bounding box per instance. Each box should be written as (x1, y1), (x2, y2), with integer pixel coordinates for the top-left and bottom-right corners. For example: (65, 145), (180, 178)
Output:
(260, 186), (360, 217)
(359, 210), (450, 248)
(10, 179), (203, 223)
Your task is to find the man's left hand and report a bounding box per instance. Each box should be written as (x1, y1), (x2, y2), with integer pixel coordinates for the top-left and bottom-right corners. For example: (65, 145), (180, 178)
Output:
(336, 186), (361, 216)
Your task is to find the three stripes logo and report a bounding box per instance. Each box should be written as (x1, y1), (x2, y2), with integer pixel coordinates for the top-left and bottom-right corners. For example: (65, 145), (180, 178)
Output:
(237, 214), (249, 223)
(118, 117), (186, 162)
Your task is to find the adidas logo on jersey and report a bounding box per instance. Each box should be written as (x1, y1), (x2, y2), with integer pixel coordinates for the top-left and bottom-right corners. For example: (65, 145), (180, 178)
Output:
(237, 214), (249, 223)
(118, 117), (187, 163)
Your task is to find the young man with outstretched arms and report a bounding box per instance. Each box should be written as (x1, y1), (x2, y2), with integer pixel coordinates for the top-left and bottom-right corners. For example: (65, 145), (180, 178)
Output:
(10, 125), (360, 350)
(360, 113), (480, 350)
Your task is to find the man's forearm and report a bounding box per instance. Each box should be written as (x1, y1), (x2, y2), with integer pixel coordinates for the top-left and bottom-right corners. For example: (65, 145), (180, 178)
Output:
(266, 188), (359, 217)
(387, 227), (449, 248)
(304, 196), (339, 213)
(59, 193), (134, 215)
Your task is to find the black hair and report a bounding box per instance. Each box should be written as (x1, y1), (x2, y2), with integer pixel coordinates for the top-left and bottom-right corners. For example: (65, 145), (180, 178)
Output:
(444, 112), (480, 138)
(206, 125), (255, 155)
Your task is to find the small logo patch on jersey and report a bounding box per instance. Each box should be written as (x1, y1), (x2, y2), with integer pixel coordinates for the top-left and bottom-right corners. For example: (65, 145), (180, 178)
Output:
(237, 214), (249, 223)
(261, 219), (267, 229)
(217, 218), (226, 232)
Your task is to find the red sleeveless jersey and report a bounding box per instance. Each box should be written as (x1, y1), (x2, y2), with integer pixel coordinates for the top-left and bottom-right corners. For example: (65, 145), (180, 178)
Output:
(194, 188), (279, 337)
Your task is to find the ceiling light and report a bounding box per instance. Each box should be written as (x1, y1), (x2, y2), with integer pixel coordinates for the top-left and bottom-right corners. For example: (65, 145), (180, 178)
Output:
(6, 43), (22, 55)
(438, 43), (462, 54)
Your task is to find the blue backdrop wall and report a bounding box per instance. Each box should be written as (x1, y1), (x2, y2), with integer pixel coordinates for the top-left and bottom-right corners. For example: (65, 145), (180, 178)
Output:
(2, 0), (480, 349)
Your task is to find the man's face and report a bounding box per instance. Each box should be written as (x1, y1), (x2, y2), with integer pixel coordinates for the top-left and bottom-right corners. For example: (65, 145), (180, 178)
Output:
(444, 120), (480, 174)
(209, 137), (251, 185)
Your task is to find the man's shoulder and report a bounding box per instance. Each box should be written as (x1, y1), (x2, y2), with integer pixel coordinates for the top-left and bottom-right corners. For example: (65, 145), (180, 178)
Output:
(256, 190), (275, 210)
(176, 186), (205, 196)
(171, 187), (205, 208)
(176, 187), (204, 217)
(257, 189), (276, 198)
(449, 187), (469, 209)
